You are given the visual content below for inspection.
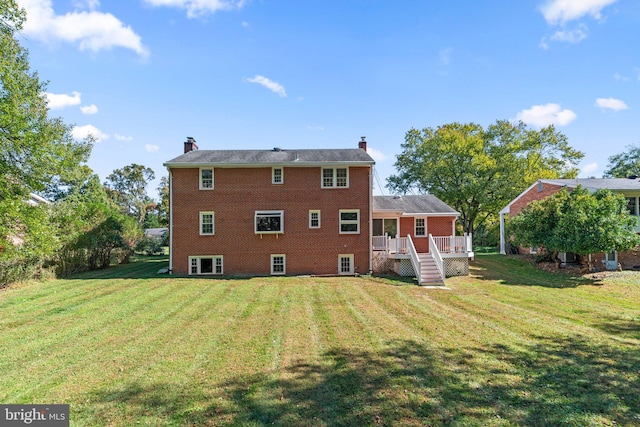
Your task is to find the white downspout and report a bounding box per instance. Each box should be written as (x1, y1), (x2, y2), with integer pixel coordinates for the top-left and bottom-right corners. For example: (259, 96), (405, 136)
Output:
(369, 166), (373, 274)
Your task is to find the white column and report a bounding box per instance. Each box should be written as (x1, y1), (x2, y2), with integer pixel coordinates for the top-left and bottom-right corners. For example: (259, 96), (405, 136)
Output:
(499, 212), (506, 255)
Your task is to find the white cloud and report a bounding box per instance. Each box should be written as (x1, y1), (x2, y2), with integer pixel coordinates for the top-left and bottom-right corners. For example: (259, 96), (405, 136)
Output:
(581, 162), (599, 174)
(246, 75), (287, 98)
(45, 91), (81, 109)
(72, 124), (108, 142)
(142, 0), (246, 19)
(73, 0), (99, 10)
(595, 97), (628, 111)
(549, 24), (587, 43)
(19, 0), (148, 56)
(115, 134), (133, 141)
(614, 72), (628, 81)
(540, 0), (617, 25)
(80, 104), (98, 115)
(145, 144), (160, 152)
(366, 147), (387, 162)
(515, 103), (577, 127)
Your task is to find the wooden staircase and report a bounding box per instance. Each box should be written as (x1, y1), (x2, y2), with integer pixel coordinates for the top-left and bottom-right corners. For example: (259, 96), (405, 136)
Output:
(418, 253), (445, 286)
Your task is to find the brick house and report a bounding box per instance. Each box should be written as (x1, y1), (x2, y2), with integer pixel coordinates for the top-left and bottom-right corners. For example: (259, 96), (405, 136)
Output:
(499, 178), (640, 270)
(165, 138), (473, 283)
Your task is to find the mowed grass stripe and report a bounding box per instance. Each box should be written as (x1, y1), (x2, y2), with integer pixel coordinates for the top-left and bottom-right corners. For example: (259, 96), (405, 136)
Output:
(3, 279), (228, 401)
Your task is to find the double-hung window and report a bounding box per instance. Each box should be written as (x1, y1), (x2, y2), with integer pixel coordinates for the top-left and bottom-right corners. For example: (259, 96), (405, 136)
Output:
(272, 167), (283, 184)
(322, 167), (348, 188)
(415, 218), (426, 237)
(189, 256), (223, 275)
(309, 210), (321, 228)
(200, 212), (214, 235)
(339, 209), (360, 234)
(255, 210), (284, 234)
(200, 168), (213, 189)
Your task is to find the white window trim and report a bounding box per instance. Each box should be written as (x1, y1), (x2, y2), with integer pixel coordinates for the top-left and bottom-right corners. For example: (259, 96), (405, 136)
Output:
(309, 210), (321, 229)
(321, 167), (349, 188)
(271, 254), (286, 275)
(189, 256), (223, 275)
(339, 209), (360, 234)
(199, 168), (214, 190)
(338, 254), (354, 275)
(272, 167), (284, 185)
(414, 217), (427, 237)
(255, 210), (284, 234)
(199, 211), (215, 235)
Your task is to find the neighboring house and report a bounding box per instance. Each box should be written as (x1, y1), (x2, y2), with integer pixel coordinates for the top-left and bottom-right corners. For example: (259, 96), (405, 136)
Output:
(164, 137), (473, 284)
(3, 193), (50, 248)
(144, 228), (168, 240)
(499, 178), (640, 270)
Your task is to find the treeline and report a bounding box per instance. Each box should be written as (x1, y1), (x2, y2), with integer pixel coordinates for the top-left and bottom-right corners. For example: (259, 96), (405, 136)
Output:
(0, 1), (167, 286)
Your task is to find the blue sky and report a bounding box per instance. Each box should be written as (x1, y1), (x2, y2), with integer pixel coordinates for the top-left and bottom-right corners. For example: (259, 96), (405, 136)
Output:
(16, 0), (640, 197)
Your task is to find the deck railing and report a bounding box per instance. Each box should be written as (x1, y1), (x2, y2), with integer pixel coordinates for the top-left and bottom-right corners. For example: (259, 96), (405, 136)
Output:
(431, 234), (472, 254)
(428, 234), (445, 281)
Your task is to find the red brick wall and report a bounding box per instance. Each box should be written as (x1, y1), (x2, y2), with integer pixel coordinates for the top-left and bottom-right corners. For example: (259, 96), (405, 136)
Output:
(509, 182), (567, 217)
(170, 166), (371, 276)
(397, 216), (457, 253)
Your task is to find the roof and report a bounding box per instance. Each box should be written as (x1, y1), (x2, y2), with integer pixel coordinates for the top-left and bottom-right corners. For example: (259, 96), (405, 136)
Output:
(500, 177), (640, 215)
(144, 228), (168, 237)
(373, 195), (459, 216)
(542, 178), (640, 191)
(164, 148), (375, 167)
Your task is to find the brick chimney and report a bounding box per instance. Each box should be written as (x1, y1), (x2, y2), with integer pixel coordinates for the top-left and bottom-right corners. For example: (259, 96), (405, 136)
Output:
(184, 137), (198, 153)
(358, 136), (367, 152)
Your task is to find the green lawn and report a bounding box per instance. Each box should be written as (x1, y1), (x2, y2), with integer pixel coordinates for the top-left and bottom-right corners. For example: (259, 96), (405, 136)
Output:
(1, 254), (638, 426)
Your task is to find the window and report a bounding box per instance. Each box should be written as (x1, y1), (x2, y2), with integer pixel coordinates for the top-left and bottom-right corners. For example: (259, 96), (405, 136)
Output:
(309, 210), (321, 228)
(272, 167), (283, 184)
(200, 212), (214, 235)
(338, 254), (354, 275)
(415, 218), (426, 237)
(200, 168), (213, 189)
(339, 209), (360, 234)
(271, 254), (286, 275)
(189, 256), (223, 275)
(322, 167), (348, 188)
(627, 197), (637, 216)
(255, 210), (284, 234)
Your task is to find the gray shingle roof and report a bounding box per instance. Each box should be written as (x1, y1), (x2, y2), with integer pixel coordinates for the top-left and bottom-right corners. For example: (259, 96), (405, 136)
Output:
(543, 178), (640, 191)
(374, 195), (458, 215)
(164, 148), (374, 166)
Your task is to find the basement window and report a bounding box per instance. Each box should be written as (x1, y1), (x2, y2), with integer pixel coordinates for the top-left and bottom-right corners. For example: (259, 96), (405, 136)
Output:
(189, 256), (223, 275)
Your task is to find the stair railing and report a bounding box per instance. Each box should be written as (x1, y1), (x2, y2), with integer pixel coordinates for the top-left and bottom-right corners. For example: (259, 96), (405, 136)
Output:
(429, 234), (445, 281)
(406, 234), (422, 286)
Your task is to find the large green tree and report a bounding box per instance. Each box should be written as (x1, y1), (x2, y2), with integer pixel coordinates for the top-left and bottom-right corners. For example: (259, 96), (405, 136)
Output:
(510, 186), (640, 269)
(104, 164), (155, 226)
(387, 120), (584, 235)
(603, 145), (640, 178)
(0, 0), (91, 279)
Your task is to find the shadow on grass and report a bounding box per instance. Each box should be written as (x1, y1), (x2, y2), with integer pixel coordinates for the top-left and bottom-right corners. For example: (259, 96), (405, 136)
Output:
(593, 315), (640, 341)
(85, 333), (639, 426)
(469, 253), (601, 288)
